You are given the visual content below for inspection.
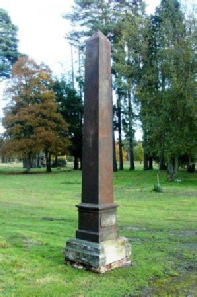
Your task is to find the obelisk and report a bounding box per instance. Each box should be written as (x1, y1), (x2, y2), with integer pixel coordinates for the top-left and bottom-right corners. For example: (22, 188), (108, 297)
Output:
(64, 31), (131, 273)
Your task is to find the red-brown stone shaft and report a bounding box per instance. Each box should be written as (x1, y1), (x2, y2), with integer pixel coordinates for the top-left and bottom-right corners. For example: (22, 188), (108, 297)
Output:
(76, 31), (118, 243)
(82, 31), (113, 205)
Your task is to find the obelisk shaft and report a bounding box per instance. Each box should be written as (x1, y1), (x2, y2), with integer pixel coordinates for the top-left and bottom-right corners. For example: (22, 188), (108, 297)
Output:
(82, 31), (113, 205)
(76, 31), (118, 243)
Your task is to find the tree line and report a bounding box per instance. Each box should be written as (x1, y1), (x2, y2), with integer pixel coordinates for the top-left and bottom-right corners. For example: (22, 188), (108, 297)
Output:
(64, 0), (196, 180)
(0, 1), (196, 179)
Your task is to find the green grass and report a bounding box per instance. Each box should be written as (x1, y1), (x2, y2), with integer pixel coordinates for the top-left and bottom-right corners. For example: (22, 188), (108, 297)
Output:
(0, 164), (196, 296)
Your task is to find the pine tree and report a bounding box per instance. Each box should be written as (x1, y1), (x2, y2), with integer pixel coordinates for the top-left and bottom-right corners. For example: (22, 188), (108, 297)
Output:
(53, 77), (83, 170)
(0, 9), (19, 80)
(137, 0), (197, 179)
(64, 0), (146, 170)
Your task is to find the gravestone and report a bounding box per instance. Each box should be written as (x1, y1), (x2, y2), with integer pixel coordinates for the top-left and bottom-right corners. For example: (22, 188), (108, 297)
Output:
(64, 31), (131, 273)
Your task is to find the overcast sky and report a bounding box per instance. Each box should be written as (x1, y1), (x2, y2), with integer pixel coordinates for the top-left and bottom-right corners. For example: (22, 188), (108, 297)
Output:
(0, 0), (73, 76)
(0, 0), (74, 127)
(0, 0), (161, 119)
(0, 0), (161, 77)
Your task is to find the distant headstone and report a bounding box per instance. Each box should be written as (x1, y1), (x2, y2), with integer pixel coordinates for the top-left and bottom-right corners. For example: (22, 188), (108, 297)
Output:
(64, 31), (131, 273)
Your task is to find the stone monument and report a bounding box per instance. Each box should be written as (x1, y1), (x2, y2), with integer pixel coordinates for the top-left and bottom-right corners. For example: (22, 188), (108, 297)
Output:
(64, 31), (131, 273)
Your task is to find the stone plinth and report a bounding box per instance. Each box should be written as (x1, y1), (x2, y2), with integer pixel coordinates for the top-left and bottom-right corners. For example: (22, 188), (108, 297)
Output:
(65, 237), (131, 274)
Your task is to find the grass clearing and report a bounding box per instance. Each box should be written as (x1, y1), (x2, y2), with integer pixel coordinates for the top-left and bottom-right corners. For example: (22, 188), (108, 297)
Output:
(0, 165), (196, 296)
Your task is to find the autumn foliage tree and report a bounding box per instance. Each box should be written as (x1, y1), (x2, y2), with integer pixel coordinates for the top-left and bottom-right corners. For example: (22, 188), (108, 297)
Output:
(2, 57), (70, 172)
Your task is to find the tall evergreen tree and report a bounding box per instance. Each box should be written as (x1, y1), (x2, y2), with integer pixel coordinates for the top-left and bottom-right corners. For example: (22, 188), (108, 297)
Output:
(112, 4), (147, 170)
(64, 0), (146, 170)
(0, 9), (19, 80)
(137, 0), (197, 180)
(53, 77), (83, 170)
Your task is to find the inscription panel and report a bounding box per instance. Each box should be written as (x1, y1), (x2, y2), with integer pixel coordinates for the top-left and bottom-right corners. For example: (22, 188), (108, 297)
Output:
(101, 214), (116, 227)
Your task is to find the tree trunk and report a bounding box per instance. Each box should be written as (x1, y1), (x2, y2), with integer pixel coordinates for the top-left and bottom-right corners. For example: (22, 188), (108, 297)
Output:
(113, 131), (117, 172)
(24, 153), (32, 172)
(74, 156), (79, 170)
(54, 155), (58, 167)
(117, 94), (123, 170)
(143, 133), (148, 171)
(37, 154), (41, 168)
(148, 156), (153, 170)
(159, 152), (166, 170)
(128, 91), (135, 171)
(45, 151), (52, 173)
(187, 156), (195, 173)
(129, 140), (135, 170)
(118, 136), (123, 170)
(144, 152), (148, 171)
(167, 156), (178, 181)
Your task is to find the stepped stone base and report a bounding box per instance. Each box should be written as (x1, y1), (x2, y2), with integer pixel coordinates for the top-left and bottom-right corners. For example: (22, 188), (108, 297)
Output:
(64, 237), (131, 273)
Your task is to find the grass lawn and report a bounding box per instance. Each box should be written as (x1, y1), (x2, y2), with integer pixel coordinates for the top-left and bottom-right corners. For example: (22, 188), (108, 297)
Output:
(0, 163), (196, 296)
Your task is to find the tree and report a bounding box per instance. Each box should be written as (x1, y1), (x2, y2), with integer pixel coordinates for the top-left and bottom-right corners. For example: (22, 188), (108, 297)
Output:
(134, 141), (143, 163)
(53, 77), (83, 170)
(115, 141), (128, 163)
(64, 0), (146, 171)
(137, 0), (197, 180)
(112, 5), (147, 170)
(0, 9), (19, 80)
(2, 57), (70, 172)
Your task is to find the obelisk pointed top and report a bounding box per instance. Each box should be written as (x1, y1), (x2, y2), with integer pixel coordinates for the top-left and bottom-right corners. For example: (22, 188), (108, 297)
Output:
(87, 30), (110, 43)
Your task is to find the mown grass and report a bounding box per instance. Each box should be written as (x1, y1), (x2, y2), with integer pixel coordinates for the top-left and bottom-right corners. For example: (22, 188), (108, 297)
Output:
(0, 164), (196, 297)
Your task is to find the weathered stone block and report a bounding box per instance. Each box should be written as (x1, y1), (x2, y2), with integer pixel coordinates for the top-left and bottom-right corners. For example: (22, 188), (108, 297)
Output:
(64, 237), (131, 273)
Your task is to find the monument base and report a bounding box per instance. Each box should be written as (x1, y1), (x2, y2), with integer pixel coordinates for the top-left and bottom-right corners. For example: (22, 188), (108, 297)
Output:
(64, 237), (131, 273)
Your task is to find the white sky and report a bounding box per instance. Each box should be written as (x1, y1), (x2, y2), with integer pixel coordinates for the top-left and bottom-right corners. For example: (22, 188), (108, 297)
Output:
(0, 0), (161, 78)
(0, 0), (160, 125)
(0, 0), (73, 76)
(0, 0), (74, 130)
(0, 0), (194, 135)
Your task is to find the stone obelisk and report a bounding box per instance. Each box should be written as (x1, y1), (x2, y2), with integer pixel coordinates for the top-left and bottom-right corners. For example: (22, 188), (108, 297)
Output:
(64, 31), (131, 273)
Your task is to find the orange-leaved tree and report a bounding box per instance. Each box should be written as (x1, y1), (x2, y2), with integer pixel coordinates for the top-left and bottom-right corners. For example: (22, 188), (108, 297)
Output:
(2, 56), (70, 172)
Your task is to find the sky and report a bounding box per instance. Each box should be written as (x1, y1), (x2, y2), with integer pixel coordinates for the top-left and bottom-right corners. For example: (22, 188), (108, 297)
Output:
(0, 0), (162, 78)
(0, 0), (194, 134)
(0, 0), (160, 116)
(0, 0), (74, 130)
(0, 0), (73, 77)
